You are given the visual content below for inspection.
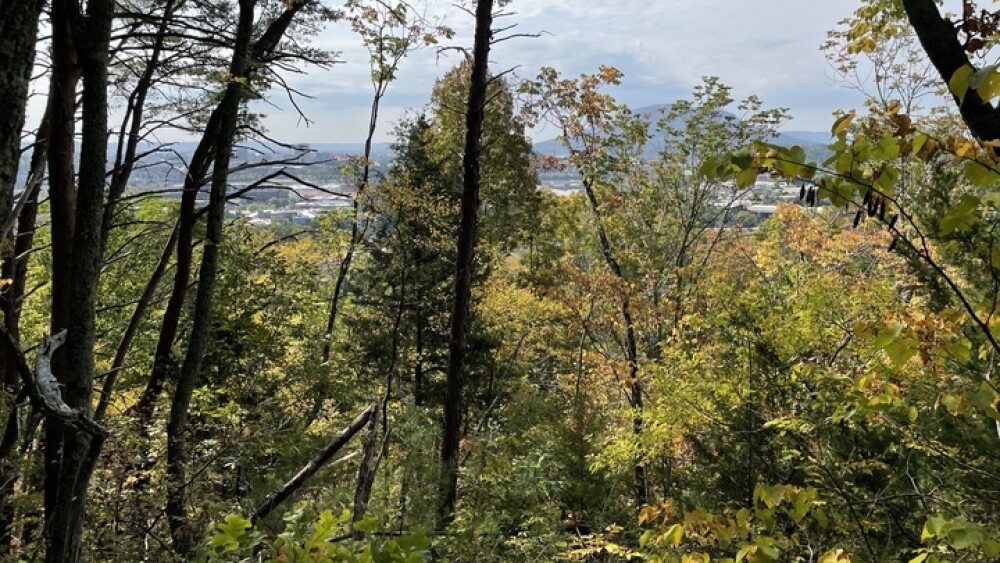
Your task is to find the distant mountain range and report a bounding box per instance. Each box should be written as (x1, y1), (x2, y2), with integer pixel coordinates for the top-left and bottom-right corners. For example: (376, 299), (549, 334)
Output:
(15, 104), (833, 187)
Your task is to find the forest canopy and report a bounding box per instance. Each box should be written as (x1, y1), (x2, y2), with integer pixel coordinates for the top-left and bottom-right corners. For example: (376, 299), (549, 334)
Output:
(1, 0), (1000, 561)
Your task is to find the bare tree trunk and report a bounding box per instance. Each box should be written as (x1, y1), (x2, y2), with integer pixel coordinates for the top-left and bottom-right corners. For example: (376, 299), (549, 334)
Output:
(42, 0), (81, 525)
(436, 0), (493, 531)
(44, 0), (115, 558)
(165, 1), (255, 554)
(0, 105), (49, 554)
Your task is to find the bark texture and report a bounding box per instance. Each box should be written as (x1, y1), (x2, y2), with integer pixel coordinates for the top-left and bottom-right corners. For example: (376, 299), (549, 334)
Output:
(0, 0), (44, 234)
(437, 0), (494, 530)
(44, 0), (115, 558)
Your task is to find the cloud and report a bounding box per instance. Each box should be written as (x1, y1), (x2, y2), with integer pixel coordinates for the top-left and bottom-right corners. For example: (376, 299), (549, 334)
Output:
(260, 0), (874, 142)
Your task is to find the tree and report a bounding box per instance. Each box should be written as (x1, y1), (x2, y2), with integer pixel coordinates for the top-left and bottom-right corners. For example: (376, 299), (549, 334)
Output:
(0, 0), (44, 249)
(437, 0), (494, 529)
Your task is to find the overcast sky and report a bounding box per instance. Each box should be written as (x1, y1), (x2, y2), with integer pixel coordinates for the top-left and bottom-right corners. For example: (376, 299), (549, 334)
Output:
(260, 0), (872, 145)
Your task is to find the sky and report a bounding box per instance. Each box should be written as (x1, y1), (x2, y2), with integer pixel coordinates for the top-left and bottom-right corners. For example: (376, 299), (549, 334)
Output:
(260, 0), (871, 145)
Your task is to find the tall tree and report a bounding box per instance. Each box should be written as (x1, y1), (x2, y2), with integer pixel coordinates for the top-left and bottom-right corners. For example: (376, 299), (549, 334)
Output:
(164, 0), (256, 554)
(0, 0), (44, 238)
(437, 0), (495, 530)
(42, 0), (115, 559)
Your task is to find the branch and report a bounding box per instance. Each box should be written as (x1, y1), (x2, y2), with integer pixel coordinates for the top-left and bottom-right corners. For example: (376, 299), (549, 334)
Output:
(902, 0), (1000, 141)
(0, 329), (107, 438)
(252, 403), (376, 523)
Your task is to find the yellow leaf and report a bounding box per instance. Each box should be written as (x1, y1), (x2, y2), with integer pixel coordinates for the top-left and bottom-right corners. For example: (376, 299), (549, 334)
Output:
(832, 110), (856, 137)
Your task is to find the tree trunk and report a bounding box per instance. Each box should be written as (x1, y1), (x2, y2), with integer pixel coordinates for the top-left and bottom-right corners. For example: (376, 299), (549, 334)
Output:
(0, 105), (49, 553)
(436, 0), (494, 531)
(132, 0), (308, 426)
(0, 0), (44, 236)
(42, 0), (81, 526)
(44, 0), (115, 558)
(165, 1), (255, 554)
(901, 0), (1000, 142)
(1, 106), (49, 391)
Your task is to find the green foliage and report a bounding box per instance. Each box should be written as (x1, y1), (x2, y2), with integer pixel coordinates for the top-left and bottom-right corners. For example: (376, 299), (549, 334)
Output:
(201, 509), (430, 562)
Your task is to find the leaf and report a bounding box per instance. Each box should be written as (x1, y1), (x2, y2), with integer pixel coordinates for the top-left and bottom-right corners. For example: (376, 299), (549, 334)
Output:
(949, 64), (975, 102)
(945, 339), (973, 363)
(939, 194), (981, 235)
(963, 160), (1000, 187)
(754, 484), (785, 509)
(736, 167), (758, 188)
(948, 526), (983, 549)
(353, 515), (379, 534)
(872, 137), (901, 160)
(873, 323), (904, 349)
(886, 336), (918, 366)
(971, 65), (1000, 101)
(922, 515), (947, 541)
(818, 548), (851, 563)
(698, 157), (719, 180)
(832, 111), (856, 136)
(966, 382), (996, 410)
(217, 514), (251, 538)
(908, 553), (928, 563)
(874, 164), (899, 196)
(638, 505), (660, 525)
(663, 523), (684, 547)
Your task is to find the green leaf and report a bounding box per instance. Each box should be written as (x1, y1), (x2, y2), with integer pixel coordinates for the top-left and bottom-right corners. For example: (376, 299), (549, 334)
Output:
(922, 515), (947, 541)
(663, 523), (684, 547)
(886, 336), (918, 366)
(872, 137), (900, 160)
(874, 165), (899, 196)
(966, 382), (996, 410)
(939, 194), (981, 235)
(736, 167), (758, 187)
(963, 160), (1000, 187)
(873, 323), (904, 349)
(754, 484), (785, 509)
(945, 339), (973, 363)
(948, 526), (983, 549)
(353, 515), (380, 534)
(950, 64), (976, 102)
(970, 64), (1000, 101)
(698, 157), (719, 180)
